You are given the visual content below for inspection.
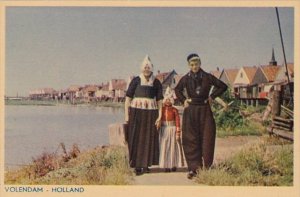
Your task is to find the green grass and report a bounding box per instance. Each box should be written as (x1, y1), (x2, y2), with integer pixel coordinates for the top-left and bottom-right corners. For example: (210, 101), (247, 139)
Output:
(212, 89), (269, 138)
(217, 120), (266, 138)
(5, 146), (134, 185)
(195, 143), (293, 186)
(5, 99), (58, 106)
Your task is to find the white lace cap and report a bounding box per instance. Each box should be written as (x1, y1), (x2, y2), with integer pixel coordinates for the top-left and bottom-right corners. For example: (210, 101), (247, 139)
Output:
(140, 55), (154, 72)
(163, 86), (174, 104)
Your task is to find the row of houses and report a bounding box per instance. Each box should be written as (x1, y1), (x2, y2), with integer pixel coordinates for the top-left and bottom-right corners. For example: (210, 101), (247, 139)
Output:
(29, 70), (180, 103)
(29, 49), (294, 105)
(209, 49), (294, 105)
(29, 78), (129, 103)
(156, 49), (293, 105)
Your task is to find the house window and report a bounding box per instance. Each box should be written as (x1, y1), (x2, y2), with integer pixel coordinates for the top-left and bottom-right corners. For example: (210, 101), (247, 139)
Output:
(240, 73), (243, 78)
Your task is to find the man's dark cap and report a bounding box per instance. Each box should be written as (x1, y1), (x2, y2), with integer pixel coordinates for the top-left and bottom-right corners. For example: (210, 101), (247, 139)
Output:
(187, 53), (200, 62)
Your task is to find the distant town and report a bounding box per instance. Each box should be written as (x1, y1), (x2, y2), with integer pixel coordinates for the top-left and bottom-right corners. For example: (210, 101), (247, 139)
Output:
(5, 49), (294, 106)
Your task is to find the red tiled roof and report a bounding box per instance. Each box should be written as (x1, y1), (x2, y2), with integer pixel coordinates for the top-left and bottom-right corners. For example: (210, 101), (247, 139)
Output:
(243, 66), (258, 83)
(156, 72), (171, 83)
(275, 63), (294, 81)
(210, 70), (222, 79)
(111, 79), (127, 90)
(260, 65), (281, 82)
(224, 68), (239, 84)
(83, 85), (98, 92)
(68, 85), (81, 92)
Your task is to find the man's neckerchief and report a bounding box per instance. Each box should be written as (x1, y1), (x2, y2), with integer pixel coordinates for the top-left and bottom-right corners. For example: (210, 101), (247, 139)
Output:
(188, 69), (203, 96)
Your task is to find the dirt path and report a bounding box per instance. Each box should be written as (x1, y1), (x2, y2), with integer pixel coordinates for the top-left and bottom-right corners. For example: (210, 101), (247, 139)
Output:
(133, 136), (260, 185)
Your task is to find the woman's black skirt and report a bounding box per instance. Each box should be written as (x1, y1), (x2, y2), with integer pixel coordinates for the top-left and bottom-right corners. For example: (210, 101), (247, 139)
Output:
(127, 107), (159, 168)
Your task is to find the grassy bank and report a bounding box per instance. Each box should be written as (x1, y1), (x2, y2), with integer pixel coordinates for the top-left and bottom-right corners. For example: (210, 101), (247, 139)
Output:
(5, 137), (292, 186)
(5, 99), (58, 106)
(195, 142), (293, 186)
(216, 119), (266, 138)
(5, 145), (133, 185)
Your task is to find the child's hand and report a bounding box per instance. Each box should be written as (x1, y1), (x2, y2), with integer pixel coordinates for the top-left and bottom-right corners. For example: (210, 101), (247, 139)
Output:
(155, 119), (161, 130)
(176, 132), (181, 142)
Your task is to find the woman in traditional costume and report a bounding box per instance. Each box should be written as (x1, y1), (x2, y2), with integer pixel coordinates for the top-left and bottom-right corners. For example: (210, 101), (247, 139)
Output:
(125, 55), (163, 175)
(175, 53), (227, 179)
(159, 87), (182, 172)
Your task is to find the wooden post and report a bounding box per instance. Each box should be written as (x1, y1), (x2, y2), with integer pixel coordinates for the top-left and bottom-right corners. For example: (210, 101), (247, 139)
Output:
(108, 123), (128, 147)
(272, 90), (282, 117)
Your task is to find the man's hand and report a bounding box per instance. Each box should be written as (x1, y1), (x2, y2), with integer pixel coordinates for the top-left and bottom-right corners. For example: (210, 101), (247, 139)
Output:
(184, 99), (191, 108)
(155, 119), (161, 130)
(207, 97), (213, 106)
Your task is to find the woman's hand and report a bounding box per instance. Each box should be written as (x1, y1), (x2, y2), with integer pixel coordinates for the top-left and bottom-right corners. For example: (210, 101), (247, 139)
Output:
(125, 115), (129, 123)
(155, 119), (161, 130)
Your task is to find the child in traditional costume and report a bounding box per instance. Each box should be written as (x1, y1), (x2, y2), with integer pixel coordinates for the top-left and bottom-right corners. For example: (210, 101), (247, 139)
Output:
(159, 87), (182, 172)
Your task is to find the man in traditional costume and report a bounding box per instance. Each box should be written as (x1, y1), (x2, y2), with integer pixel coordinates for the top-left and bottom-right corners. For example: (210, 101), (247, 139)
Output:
(125, 55), (163, 175)
(159, 87), (182, 172)
(175, 53), (227, 179)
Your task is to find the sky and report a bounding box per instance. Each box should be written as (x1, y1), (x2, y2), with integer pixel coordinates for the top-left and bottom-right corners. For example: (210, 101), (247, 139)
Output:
(5, 7), (294, 96)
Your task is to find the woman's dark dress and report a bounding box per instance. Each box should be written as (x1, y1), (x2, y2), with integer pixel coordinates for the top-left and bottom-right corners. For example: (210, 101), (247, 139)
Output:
(126, 76), (163, 168)
(175, 68), (227, 171)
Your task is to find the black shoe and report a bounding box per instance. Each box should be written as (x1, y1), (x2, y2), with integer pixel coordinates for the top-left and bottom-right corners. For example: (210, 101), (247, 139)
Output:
(135, 168), (143, 176)
(165, 168), (171, 172)
(187, 171), (197, 179)
(144, 167), (150, 173)
(171, 167), (177, 172)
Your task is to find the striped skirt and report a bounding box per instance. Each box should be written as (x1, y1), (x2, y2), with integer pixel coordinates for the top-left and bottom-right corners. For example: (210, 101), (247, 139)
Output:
(159, 122), (183, 168)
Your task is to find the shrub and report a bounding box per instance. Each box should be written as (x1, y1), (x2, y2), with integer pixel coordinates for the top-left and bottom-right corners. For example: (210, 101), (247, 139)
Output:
(212, 89), (266, 137)
(195, 143), (293, 186)
(5, 145), (133, 185)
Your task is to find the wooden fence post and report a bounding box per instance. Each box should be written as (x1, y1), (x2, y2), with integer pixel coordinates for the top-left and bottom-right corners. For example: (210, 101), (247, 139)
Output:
(272, 90), (282, 117)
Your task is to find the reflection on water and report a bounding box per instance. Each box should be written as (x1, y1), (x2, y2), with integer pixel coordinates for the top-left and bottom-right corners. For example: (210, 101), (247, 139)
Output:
(5, 105), (124, 169)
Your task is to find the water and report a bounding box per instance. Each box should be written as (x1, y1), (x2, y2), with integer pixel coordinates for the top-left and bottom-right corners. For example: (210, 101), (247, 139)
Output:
(5, 105), (124, 169)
